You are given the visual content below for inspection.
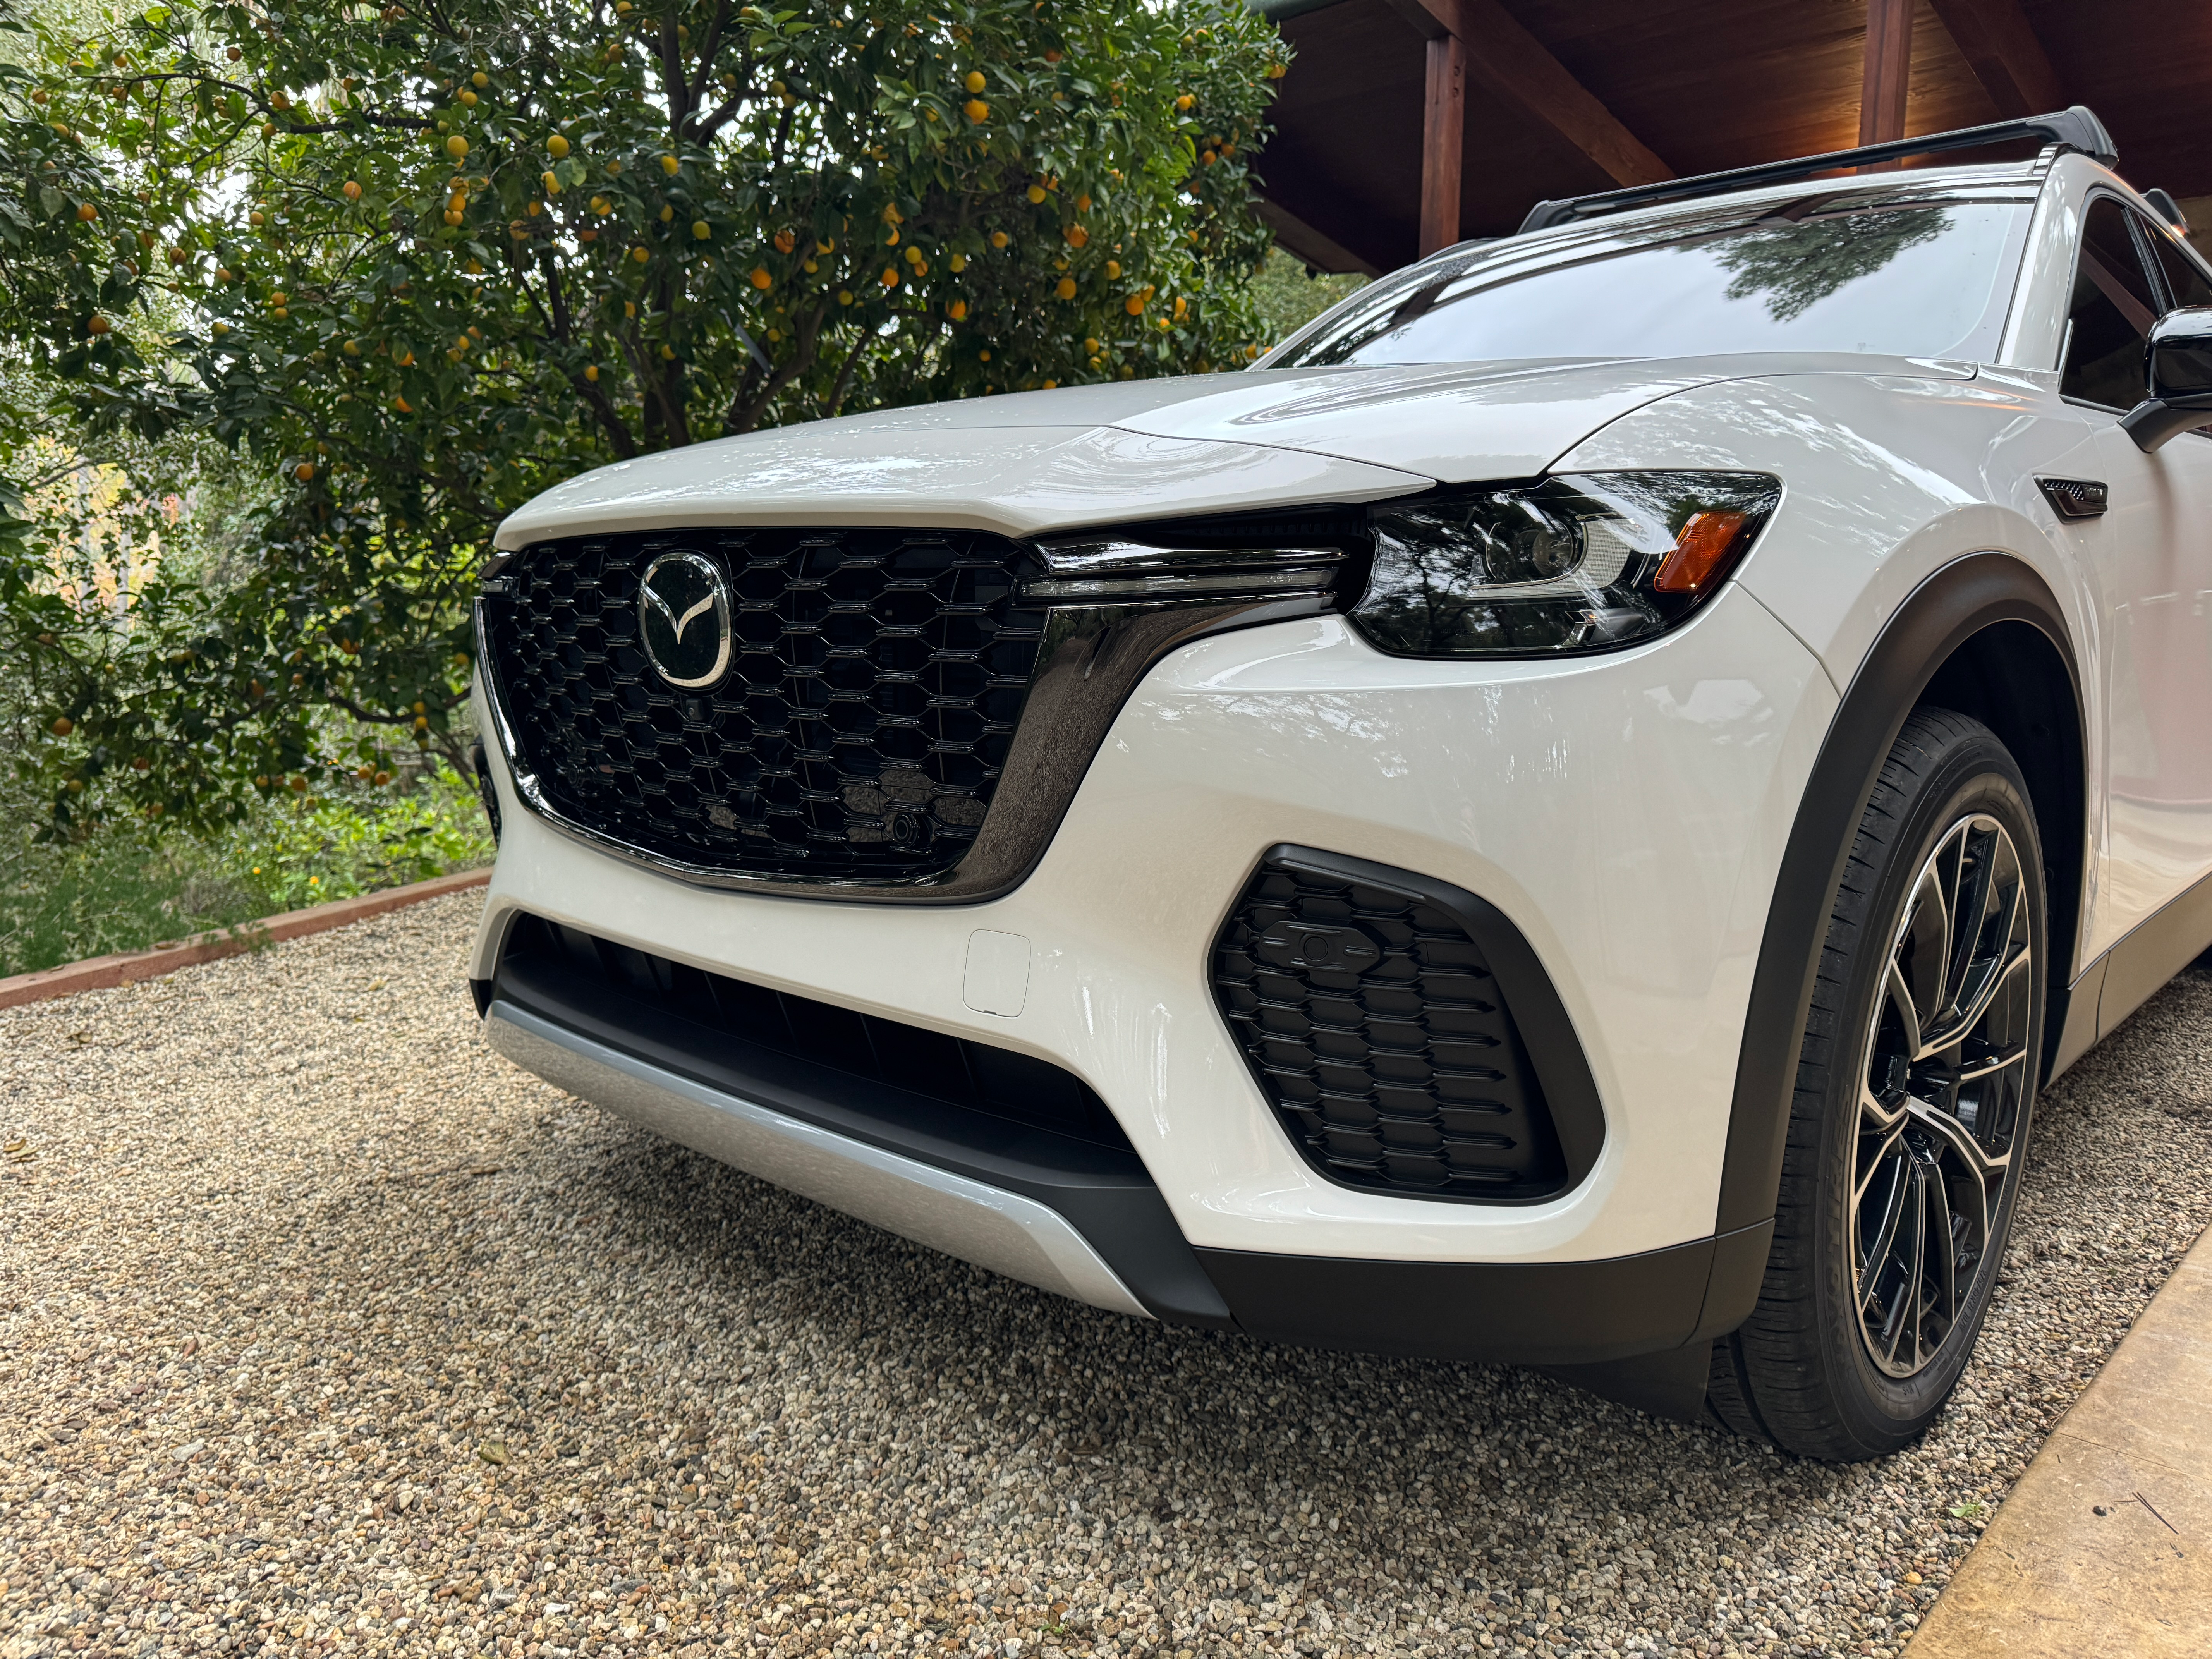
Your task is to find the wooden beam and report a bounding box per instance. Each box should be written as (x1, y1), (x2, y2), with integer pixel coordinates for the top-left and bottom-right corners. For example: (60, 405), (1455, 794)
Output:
(1253, 199), (1386, 280)
(1860, 0), (1913, 146)
(1386, 0), (1672, 188)
(1420, 32), (1467, 254)
(1928, 0), (2064, 117)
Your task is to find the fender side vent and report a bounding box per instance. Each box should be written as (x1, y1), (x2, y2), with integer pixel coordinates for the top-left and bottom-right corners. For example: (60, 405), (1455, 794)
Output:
(1211, 848), (1579, 1203)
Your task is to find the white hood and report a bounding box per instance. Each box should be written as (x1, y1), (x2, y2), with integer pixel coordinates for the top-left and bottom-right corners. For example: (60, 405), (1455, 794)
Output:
(494, 353), (1970, 549)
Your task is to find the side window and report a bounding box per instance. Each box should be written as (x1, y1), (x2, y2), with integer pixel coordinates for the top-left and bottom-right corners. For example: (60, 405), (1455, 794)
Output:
(2147, 221), (2212, 312)
(2061, 197), (2161, 410)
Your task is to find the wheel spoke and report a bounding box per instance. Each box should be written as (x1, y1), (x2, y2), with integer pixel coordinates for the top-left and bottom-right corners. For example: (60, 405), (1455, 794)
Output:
(1922, 945), (2030, 1060)
(1886, 959), (1925, 1060)
(1908, 1101), (2001, 1243)
(1944, 824), (2001, 1009)
(1854, 1121), (1906, 1207)
(1956, 1044), (2029, 1083)
(1862, 1081), (1907, 1134)
(1858, 1153), (1912, 1314)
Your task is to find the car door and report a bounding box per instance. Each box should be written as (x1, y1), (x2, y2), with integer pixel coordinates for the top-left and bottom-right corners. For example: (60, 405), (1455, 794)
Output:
(2068, 194), (2212, 945)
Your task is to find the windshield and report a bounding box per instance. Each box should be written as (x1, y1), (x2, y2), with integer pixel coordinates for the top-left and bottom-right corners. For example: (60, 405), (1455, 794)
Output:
(1269, 194), (2033, 368)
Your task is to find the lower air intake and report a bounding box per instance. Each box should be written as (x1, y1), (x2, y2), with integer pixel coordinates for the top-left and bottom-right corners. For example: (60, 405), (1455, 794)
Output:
(1211, 847), (1589, 1203)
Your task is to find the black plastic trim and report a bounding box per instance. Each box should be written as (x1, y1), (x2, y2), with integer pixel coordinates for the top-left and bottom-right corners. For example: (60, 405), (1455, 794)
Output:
(489, 942), (1233, 1328)
(1715, 555), (2083, 1240)
(1232, 845), (1607, 1194)
(1194, 1220), (1774, 1367)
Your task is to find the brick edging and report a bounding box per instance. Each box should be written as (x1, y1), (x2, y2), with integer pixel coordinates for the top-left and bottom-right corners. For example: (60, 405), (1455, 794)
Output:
(0, 867), (492, 1010)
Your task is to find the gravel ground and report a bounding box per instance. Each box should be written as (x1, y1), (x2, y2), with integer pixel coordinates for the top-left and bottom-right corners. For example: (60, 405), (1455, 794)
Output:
(2, 890), (2209, 1659)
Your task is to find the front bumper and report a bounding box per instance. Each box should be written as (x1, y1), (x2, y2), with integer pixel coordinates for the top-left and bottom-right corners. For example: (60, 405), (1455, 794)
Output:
(486, 1000), (1156, 1319)
(471, 583), (1834, 1359)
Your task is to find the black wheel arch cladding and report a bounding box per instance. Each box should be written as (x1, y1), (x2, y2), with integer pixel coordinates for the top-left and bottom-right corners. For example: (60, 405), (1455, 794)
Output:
(1716, 554), (2083, 1243)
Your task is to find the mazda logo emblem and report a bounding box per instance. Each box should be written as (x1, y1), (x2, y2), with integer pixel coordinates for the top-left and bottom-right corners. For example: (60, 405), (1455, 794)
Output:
(637, 550), (733, 690)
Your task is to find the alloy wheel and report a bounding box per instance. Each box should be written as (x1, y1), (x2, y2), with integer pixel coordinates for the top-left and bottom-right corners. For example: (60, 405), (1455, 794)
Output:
(1853, 812), (2033, 1379)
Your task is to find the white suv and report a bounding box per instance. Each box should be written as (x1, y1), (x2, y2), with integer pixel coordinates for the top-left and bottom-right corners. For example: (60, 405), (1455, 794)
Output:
(467, 107), (2212, 1460)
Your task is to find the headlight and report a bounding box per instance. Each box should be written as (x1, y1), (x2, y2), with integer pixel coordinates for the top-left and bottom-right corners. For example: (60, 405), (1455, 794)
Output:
(1352, 471), (1781, 657)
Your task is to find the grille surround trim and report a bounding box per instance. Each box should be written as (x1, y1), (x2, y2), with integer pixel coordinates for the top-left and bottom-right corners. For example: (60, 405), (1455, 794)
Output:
(1211, 844), (1608, 1205)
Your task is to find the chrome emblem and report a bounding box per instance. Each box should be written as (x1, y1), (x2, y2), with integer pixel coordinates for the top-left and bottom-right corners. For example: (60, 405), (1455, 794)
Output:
(637, 550), (733, 689)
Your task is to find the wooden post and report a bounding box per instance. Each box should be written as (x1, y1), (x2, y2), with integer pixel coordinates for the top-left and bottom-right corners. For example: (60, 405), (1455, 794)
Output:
(1860, 0), (1913, 145)
(1420, 30), (1466, 256)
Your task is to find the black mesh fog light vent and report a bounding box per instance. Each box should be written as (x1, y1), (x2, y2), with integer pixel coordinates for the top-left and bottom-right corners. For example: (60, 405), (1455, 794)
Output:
(1211, 846), (1605, 1203)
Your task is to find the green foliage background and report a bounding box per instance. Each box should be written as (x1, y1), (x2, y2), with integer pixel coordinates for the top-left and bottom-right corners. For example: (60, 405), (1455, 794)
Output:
(1, 0), (1290, 848)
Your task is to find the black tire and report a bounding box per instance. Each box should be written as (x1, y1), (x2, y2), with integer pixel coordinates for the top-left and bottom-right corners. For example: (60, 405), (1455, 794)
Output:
(1709, 708), (2046, 1461)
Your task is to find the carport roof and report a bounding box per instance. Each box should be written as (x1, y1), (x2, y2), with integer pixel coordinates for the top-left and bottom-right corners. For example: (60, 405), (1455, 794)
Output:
(1250, 0), (2212, 275)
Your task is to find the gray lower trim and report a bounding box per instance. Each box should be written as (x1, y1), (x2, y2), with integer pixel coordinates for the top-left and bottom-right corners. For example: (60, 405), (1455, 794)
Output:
(2097, 861), (2212, 1042)
(484, 1002), (1151, 1320)
(2048, 954), (2107, 1082)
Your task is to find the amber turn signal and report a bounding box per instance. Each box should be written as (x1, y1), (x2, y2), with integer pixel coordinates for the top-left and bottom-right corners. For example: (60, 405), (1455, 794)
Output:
(1653, 509), (1751, 594)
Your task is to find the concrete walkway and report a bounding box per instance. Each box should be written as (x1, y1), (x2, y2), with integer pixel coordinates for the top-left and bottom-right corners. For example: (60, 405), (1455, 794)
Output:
(1909, 1223), (2212, 1656)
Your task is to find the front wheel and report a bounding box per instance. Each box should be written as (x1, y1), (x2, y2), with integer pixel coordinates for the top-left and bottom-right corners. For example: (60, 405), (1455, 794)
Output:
(1710, 709), (2045, 1460)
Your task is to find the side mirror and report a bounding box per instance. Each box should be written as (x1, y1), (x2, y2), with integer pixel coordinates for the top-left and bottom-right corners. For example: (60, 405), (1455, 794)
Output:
(2122, 306), (2212, 452)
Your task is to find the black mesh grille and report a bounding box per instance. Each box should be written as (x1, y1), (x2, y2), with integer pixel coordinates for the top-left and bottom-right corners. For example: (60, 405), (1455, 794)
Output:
(501, 914), (1133, 1152)
(483, 527), (1049, 879)
(1212, 854), (1568, 1200)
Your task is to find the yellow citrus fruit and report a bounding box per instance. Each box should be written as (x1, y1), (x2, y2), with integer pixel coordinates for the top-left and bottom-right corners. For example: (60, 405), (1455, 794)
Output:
(1267, 62), (1287, 80)
(1084, 337), (1099, 352)
(965, 70), (986, 93)
(295, 462), (315, 481)
(838, 289), (854, 305)
(990, 230), (1009, 249)
(693, 220), (711, 240)
(904, 244), (924, 266)
(343, 180), (362, 200)
(460, 89), (477, 106)
(547, 133), (569, 158)
(585, 364), (599, 381)
(447, 134), (469, 159)
(1054, 276), (1076, 300)
(632, 246), (650, 263)
(473, 70), (489, 88)
(964, 98), (988, 124)
(542, 172), (560, 194)
(1105, 259), (1121, 278)
(660, 154), (680, 175)
(1027, 184), (1046, 204)
(1175, 93), (1195, 111)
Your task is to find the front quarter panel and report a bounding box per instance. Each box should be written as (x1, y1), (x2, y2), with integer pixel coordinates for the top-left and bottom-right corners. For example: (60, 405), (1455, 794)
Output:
(1558, 369), (2101, 698)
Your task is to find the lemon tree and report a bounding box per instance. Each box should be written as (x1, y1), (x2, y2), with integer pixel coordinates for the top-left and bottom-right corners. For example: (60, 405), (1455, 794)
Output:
(4, 0), (1286, 828)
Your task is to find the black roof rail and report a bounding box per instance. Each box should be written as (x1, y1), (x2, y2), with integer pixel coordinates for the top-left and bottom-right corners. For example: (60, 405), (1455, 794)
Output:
(1518, 105), (2118, 235)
